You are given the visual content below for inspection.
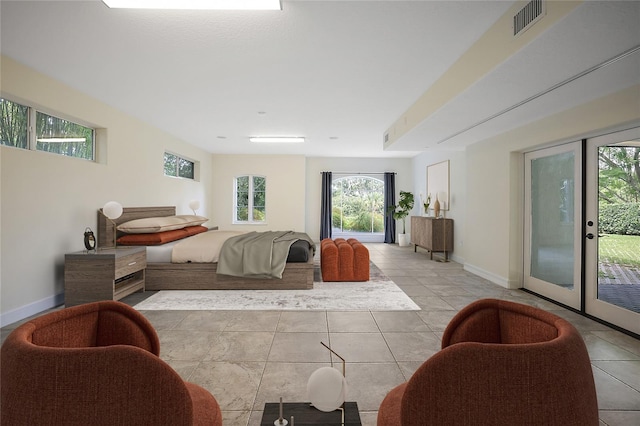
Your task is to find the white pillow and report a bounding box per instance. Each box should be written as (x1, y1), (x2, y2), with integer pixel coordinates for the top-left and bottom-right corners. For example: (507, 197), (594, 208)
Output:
(117, 215), (208, 234)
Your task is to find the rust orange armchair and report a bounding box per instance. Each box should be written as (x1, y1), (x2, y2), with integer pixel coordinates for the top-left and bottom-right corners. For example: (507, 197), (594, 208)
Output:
(1, 300), (222, 426)
(378, 298), (598, 426)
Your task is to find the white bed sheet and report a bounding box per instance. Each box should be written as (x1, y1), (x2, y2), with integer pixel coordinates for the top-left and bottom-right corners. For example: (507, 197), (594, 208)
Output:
(146, 240), (181, 263)
(145, 229), (247, 263)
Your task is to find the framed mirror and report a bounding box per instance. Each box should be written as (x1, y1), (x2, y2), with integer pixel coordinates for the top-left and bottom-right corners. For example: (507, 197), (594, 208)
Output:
(427, 160), (450, 210)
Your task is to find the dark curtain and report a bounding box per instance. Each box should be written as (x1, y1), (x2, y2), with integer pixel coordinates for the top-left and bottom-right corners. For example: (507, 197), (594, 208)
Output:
(384, 172), (396, 243)
(320, 171), (332, 240)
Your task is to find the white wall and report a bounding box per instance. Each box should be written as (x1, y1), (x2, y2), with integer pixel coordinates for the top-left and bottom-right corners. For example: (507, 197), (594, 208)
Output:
(7, 52), (636, 327)
(210, 155), (306, 232)
(0, 56), (214, 325)
(412, 150), (466, 263)
(464, 85), (640, 288)
(305, 157), (413, 242)
(0, 57), (415, 326)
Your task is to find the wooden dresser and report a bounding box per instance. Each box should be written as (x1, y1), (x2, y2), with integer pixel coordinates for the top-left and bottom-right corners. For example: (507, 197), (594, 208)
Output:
(410, 216), (454, 261)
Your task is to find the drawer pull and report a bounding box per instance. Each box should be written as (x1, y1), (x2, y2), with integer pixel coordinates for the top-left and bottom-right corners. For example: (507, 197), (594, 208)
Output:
(128, 261), (137, 266)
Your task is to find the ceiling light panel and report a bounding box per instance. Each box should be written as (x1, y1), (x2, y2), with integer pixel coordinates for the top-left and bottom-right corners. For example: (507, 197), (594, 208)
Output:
(250, 137), (305, 143)
(36, 138), (86, 143)
(102, 0), (282, 10)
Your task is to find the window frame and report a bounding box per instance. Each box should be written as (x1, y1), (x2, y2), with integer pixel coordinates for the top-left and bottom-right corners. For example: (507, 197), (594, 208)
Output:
(163, 151), (198, 181)
(0, 97), (96, 161)
(233, 174), (267, 224)
(331, 174), (385, 242)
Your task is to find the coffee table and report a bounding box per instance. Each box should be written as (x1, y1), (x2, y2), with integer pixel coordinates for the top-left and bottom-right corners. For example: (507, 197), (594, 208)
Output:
(261, 402), (362, 425)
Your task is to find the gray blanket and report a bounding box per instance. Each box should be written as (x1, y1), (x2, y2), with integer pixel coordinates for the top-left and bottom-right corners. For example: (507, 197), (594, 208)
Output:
(216, 231), (314, 279)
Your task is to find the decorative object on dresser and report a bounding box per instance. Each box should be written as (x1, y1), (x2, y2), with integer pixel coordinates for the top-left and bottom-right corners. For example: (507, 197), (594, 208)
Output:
(83, 227), (96, 251)
(98, 206), (315, 290)
(410, 216), (453, 261)
(0, 300), (223, 426)
(64, 246), (146, 307)
(420, 193), (431, 216)
(388, 191), (414, 246)
(433, 193), (441, 218)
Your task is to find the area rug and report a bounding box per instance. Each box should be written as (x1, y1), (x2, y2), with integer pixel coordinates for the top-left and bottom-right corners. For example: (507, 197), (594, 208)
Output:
(134, 262), (420, 311)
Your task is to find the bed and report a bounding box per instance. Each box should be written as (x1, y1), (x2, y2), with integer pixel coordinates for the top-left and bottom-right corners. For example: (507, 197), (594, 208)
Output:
(97, 206), (315, 290)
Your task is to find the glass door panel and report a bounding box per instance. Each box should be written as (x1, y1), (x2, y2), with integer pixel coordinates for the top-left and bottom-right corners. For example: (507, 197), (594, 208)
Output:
(586, 127), (640, 335)
(524, 142), (582, 310)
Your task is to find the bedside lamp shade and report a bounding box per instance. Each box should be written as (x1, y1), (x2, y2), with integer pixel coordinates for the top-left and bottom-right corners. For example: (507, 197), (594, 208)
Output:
(103, 201), (123, 220)
(189, 200), (200, 215)
(102, 201), (123, 249)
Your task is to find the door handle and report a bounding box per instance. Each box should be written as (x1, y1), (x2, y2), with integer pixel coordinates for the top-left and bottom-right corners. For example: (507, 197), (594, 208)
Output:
(586, 233), (595, 239)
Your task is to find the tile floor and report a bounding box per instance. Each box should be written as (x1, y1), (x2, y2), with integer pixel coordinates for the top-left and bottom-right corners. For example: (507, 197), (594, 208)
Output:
(2, 243), (639, 425)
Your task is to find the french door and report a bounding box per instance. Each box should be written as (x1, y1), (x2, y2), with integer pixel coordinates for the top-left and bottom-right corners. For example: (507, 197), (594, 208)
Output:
(585, 127), (640, 335)
(524, 142), (582, 310)
(525, 127), (640, 335)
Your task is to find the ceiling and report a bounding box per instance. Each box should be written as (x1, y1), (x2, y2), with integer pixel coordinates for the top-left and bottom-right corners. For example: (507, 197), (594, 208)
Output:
(1, 1), (639, 158)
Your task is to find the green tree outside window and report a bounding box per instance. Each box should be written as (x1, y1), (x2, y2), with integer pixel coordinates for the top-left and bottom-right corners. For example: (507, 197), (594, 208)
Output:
(235, 175), (266, 223)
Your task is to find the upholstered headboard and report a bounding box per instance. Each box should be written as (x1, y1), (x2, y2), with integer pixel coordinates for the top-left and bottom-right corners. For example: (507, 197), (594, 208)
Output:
(97, 206), (176, 248)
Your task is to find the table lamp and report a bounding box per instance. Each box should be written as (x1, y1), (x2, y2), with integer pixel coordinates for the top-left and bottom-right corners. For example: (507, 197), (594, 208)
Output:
(307, 342), (347, 414)
(189, 199), (200, 215)
(102, 201), (123, 248)
(307, 367), (347, 412)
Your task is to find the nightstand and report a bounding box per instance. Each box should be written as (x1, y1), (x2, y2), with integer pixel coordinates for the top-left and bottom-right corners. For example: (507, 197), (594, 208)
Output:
(64, 246), (146, 307)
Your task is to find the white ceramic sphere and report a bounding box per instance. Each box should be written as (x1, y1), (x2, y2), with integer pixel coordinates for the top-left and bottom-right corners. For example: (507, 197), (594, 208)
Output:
(307, 367), (347, 412)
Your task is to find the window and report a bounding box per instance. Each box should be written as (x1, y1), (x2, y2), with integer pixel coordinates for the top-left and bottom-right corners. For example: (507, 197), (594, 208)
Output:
(164, 152), (195, 179)
(0, 98), (95, 160)
(35, 112), (94, 160)
(235, 175), (266, 223)
(0, 99), (28, 149)
(332, 175), (385, 242)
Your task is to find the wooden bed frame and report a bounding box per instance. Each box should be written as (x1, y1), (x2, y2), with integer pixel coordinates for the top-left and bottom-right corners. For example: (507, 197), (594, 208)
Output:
(97, 206), (314, 290)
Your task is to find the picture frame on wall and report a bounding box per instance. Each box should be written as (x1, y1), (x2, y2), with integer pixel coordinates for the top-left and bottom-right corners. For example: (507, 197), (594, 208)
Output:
(427, 160), (450, 210)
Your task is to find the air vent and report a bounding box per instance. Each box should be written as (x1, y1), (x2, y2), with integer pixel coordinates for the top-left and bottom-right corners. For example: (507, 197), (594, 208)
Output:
(384, 132), (389, 144)
(513, 0), (545, 37)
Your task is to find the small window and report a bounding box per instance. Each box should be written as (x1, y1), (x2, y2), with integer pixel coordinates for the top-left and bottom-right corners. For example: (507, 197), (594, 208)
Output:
(36, 112), (94, 160)
(164, 152), (195, 179)
(0, 99), (28, 149)
(0, 98), (95, 161)
(234, 175), (266, 223)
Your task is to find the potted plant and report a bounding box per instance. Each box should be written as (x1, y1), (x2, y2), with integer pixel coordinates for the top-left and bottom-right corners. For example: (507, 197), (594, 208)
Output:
(388, 191), (415, 246)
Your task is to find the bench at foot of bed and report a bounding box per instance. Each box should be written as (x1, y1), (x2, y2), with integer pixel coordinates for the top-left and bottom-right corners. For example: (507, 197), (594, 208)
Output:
(145, 258), (314, 290)
(320, 238), (369, 282)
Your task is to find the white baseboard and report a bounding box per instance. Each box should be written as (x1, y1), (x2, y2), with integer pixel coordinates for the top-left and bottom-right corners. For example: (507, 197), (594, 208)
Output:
(463, 263), (511, 288)
(0, 293), (64, 327)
